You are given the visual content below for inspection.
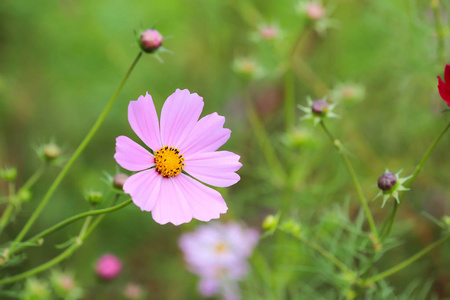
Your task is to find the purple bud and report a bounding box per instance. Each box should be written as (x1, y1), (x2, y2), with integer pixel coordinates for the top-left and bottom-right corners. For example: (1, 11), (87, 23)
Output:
(377, 172), (397, 191)
(113, 173), (129, 190)
(311, 100), (329, 115)
(95, 254), (122, 280)
(139, 29), (163, 53)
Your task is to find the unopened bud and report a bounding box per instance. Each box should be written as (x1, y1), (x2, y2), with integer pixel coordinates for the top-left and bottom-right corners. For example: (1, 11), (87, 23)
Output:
(43, 143), (61, 162)
(139, 29), (163, 53)
(262, 215), (278, 231)
(18, 189), (32, 202)
(85, 191), (103, 206)
(113, 173), (129, 190)
(311, 100), (329, 115)
(305, 2), (325, 20)
(259, 25), (278, 40)
(124, 282), (144, 300)
(96, 254), (122, 280)
(377, 172), (397, 191)
(0, 167), (17, 181)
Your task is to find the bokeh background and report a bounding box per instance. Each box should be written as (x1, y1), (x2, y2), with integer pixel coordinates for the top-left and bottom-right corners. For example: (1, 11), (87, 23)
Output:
(1, 0), (450, 299)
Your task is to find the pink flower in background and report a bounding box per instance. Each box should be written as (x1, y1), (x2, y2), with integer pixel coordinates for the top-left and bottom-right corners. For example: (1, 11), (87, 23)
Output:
(95, 254), (122, 280)
(305, 2), (325, 20)
(437, 64), (450, 106)
(114, 89), (242, 225)
(179, 222), (259, 300)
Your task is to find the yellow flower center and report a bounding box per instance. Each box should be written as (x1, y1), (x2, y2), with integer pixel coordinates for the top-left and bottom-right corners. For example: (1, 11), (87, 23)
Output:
(154, 146), (185, 177)
(215, 242), (227, 253)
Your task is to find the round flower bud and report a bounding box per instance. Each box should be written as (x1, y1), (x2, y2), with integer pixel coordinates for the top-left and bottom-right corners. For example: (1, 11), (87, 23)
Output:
(259, 25), (278, 40)
(139, 29), (163, 53)
(113, 173), (129, 190)
(305, 2), (325, 20)
(377, 172), (397, 191)
(43, 143), (61, 162)
(262, 215), (278, 231)
(85, 191), (103, 206)
(0, 167), (17, 181)
(124, 282), (144, 300)
(95, 254), (122, 280)
(311, 100), (329, 116)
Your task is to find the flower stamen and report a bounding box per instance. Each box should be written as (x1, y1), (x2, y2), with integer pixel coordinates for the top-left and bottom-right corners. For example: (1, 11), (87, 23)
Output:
(154, 146), (185, 177)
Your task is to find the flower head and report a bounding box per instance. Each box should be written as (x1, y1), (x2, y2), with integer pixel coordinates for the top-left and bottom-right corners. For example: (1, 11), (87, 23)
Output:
(179, 222), (259, 300)
(299, 97), (339, 125)
(437, 64), (450, 106)
(114, 89), (242, 225)
(95, 254), (122, 280)
(374, 169), (412, 207)
(139, 29), (163, 53)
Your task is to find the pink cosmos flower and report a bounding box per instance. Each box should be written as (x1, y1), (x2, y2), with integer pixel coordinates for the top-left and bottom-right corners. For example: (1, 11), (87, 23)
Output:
(95, 254), (122, 280)
(114, 89), (242, 225)
(437, 64), (450, 106)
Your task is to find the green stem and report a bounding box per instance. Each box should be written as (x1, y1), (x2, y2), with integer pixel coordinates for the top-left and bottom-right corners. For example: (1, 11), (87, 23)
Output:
(283, 70), (295, 132)
(431, 0), (445, 64)
(244, 93), (286, 184)
(364, 234), (450, 285)
(380, 120), (450, 241)
(19, 164), (47, 193)
(319, 121), (379, 245)
(0, 197), (122, 285)
(0, 183), (16, 236)
(281, 228), (351, 273)
(9, 199), (132, 255)
(10, 52), (142, 251)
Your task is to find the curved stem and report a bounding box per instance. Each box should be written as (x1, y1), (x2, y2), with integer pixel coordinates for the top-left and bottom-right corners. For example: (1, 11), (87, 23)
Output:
(0, 197), (123, 285)
(380, 120), (450, 241)
(364, 234), (450, 285)
(9, 199), (132, 255)
(281, 227), (351, 274)
(19, 164), (47, 193)
(10, 52), (143, 251)
(319, 121), (379, 245)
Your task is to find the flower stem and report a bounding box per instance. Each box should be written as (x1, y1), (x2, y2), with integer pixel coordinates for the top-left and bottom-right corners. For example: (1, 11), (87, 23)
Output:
(363, 234), (450, 285)
(281, 227), (351, 274)
(0, 196), (124, 285)
(10, 52), (143, 251)
(319, 121), (379, 244)
(0, 183), (15, 236)
(19, 164), (47, 193)
(8, 199), (132, 256)
(243, 93), (287, 184)
(431, 0), (445, 64)
(380, 119), (450, 241)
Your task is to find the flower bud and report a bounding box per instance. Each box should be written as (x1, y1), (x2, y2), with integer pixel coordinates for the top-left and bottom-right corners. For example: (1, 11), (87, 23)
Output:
(305, 2), (325, 20)
(0, 167), (17, 181)
(259, 25), (279, 40)
(50, 270), (84, 299)
(139, 29), (163, 53)
(85, 190), (103, 206)
(311, 99), (329, 116)
(232, 57), (263, 80)
(124, 282), (145, 300)
(43, 143), (61, 162)
(113, 173), (129, 190)
(18, 189), (32, 202)
(22, 278), (51, 300)
(377, 172), (397, 191)
(262, 214), (278, 231)
(95, 254), (122, 280)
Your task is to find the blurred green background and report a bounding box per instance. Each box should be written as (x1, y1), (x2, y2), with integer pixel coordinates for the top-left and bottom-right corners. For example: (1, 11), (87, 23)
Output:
(1, 0), (450, 298)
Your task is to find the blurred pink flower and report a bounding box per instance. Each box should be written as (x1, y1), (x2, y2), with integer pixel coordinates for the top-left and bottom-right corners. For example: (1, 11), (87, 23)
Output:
(305, 2), (325, 20)
(114, 89), (242, 225)
(95, 254), (122, 280)
(179, 222), (259, 299)
(437, 64), (450, 106)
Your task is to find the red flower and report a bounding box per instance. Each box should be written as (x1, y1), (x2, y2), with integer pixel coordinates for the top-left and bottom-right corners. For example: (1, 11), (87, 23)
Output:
(437, 64), (450, 106)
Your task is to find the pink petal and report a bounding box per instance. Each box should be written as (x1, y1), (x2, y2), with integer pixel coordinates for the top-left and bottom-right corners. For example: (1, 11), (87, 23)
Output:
(445, 64), (450, 84)
(128, 92), (162, 151)
(177, 112), (231, 156)
(160, 89), (204, 147)
(151, 177), (193, 225)
(184, 151), (242, 187)
(123, 169), (162, 212)
(438, 76), (450, 105)
(173, 174), (228, 222)
(114, 136), (155, 171)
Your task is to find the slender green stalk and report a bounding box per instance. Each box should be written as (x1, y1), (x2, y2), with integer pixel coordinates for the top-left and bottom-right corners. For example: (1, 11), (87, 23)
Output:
(0, 196), (123, 285)
(244, 93), (287, 184)
(19, 164), (47, 193)
(0, 182), (16, 236)
(364, 234), (450, 285)
(319, 121), (379, 244)
(281, 228), (351, 273)
(380, 120), (450, 241)
(284, 70), (295, 132)
(10, 52), (143, 251)
(9, 199), (132, 255)
(431, 0), (445, 64)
